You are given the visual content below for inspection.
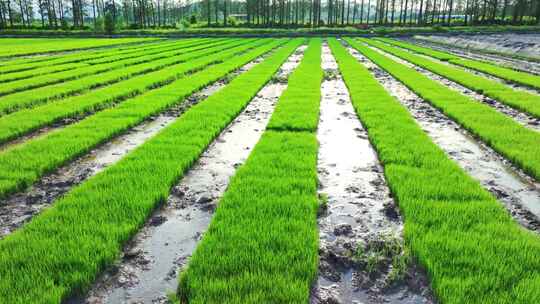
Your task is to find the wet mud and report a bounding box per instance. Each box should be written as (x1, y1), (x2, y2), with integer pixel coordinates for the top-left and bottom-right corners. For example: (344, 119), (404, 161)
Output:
(75, 46), (306, 304)
(415, 33), (540, 60)
(405, 37), (540, 75)
(0, 54), (267, 240)
(347, 46), (540, 232)
(367, 44), (540, 132)
(310, 43), (433, 304)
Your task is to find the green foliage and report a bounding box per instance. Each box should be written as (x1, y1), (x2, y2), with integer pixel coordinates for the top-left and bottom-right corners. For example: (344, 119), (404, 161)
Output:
(351, 38), (540, 181)
(178, 39), (322, 303)
(0, 39), (301, 303)
(363, 38), (540, 118)
(330, 38), (540, 304)
(104, 12), (115, 35)
(0, 39), (283, 199)
(190, 14), (197, 24)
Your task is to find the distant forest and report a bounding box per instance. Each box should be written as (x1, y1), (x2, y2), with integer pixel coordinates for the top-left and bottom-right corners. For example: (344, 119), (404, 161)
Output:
(0, 0), (539, 30)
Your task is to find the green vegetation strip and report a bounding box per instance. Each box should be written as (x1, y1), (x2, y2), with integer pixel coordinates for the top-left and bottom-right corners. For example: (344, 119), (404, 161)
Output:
(0, 38), (301, 304)
(363, 38), (540, 118)
(178, 38), (322, 303)
(348, 38), (540, 181)
(0, 40), (265, 145)
(0, 39), (242, 115)
(376, 38), (540, 91)
(329, 38), (540, 304)
(0, 39), (225, 96)
(0, 39), (179, 74)
(0, 39), (281, 199)
(0, 37), (158, 58)
(0, 39), (206, 83)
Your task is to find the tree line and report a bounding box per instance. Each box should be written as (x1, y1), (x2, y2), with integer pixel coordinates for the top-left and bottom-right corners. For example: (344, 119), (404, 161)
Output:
(0, 0), (539, 29)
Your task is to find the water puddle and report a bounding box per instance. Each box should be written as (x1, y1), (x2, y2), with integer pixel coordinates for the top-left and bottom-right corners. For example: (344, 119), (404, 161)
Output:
(310, 43), (433, 304)
(366, 43), (540, 132)
(74, 46), (307, 304)
(347, 46), (540, 232)
(0, 53), (266, 240)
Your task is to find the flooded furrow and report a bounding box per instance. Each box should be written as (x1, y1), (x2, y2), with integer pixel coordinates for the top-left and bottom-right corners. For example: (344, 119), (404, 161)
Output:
(404, 38), (540, 75)
(76, 46), (307, 304)
(310, 43), (433, 304)
(346, 45), (540, 232)
(366, 44), (540, 132)
(0, 54), (266, 240)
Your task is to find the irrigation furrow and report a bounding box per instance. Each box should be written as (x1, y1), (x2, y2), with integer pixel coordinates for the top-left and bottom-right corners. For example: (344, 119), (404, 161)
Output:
(0, 39), (222, 97)
(79, 45), (306, 304)
(0, 39), (243, 117)
(405, 38), (540, 75)
(310, 43), (433, 304)
(0, 39), (280, 200)
(347, 46), (540, 232)
(365, 44), (540, 132)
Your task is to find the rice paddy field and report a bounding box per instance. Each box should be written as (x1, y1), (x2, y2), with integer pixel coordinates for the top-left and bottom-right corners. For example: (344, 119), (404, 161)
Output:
(0, 35), (539, 304)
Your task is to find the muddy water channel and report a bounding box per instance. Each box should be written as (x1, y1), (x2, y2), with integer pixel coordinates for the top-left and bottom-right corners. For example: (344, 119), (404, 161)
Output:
(75, 46), (307, 304)
(347, 46), (540, 232)
(368, 44), (540, 132)
(310, 44), (433, 304)
(0, 55), (265, 239)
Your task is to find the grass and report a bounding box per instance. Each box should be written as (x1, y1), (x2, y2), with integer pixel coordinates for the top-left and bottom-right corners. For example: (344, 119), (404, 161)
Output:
(0, 38), (302, 304)
(329, 37), (540, 304)
(376, 37), (540, 90)
(349, 38), (540, 181)
(177, 38), (322, 303)
(0, 39), (228, 97)
(362, 38), (540, 118)
(0, 38), (243, 114)
(0, 39), (283, 199)
(0, 37), (158, 57)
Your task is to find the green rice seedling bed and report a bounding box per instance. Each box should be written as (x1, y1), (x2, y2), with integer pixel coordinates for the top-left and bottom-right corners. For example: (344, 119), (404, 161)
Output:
(266, 38), (323, 132)
(178, 38), (322, 303)
(349, 38), (540, 181)
(0, 37), (158, 57)
(0, 39), (180, 74)
(0, 39), (227, 96)
(0, 39), (244, 115)
(330, 37), (540, 304)
(377, 38), (540, 91)
(0, 39), (265, 144)
(0, 38), (301, 304)
(362, 38), (540, 118)
(0, 39), (283, 199)
(0, 39), (209, 83)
